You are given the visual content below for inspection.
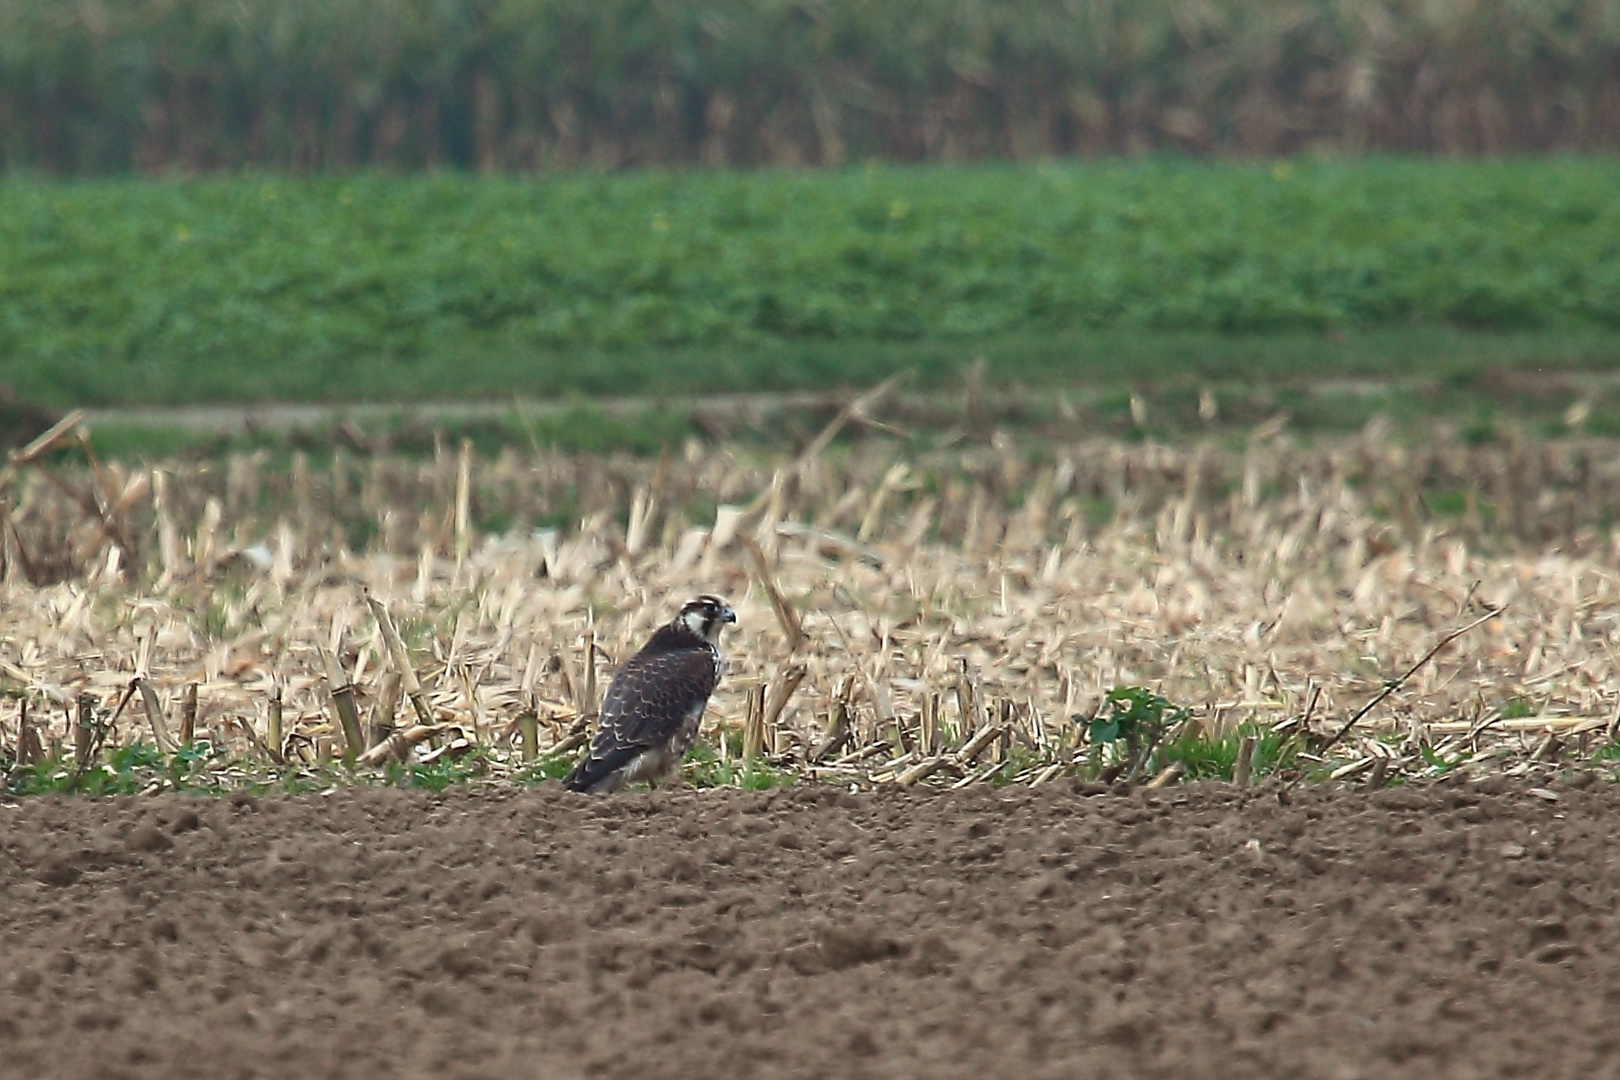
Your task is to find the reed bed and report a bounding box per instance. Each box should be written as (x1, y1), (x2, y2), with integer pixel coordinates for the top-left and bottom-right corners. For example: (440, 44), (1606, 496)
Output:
(5, 412), (1620, 795)
(7, 0), (1620, 172)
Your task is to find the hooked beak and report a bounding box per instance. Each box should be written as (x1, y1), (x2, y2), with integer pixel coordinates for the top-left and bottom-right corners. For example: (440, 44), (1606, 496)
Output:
(722, 607), (738, 624)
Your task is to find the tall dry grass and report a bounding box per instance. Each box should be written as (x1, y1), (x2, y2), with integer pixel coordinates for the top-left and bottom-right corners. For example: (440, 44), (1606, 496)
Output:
(4, 0), (1620, 172)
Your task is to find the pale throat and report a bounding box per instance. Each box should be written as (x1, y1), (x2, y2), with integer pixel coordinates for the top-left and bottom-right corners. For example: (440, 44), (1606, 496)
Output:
(678, 610), (723, 643)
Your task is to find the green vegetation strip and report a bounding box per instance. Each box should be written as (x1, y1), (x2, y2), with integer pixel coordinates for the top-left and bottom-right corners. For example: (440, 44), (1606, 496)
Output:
(0, 739), (794, 799)
(0, 687), (1579, 800)
(5, 160), (1620, 409)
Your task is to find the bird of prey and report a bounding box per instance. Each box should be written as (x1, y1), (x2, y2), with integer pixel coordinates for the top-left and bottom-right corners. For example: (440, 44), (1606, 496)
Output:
(563, 594), (736, 794)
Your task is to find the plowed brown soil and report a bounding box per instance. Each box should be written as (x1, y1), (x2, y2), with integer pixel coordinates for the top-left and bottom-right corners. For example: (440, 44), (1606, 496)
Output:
(2, 779), (1616, 1080)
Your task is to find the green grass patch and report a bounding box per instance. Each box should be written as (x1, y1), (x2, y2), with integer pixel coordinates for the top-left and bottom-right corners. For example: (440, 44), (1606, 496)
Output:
(5, 160), (1620, 411)
(683, 741), (794, 792)
(73, 336), (1620, 462)
(1160, 724), (1298, 782)
(1, 739), (793, 797)
(83, 402), (706, 461)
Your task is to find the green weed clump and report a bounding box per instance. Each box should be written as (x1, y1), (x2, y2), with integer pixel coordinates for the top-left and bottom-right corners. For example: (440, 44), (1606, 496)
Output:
(3, 161), (1620, 408)
(1080, 686), (1302, 785)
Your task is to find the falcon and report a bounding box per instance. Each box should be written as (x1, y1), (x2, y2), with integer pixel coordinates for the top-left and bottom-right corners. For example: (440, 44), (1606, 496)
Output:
(563, 594), (736, 794)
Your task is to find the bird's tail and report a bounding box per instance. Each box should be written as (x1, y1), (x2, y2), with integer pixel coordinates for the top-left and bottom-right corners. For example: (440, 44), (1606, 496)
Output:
(563, 746), (636, 794)
(561, 757), (595, 792)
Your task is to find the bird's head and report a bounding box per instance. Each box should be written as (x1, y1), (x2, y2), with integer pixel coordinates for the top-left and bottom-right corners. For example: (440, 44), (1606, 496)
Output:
(675, 594), (737, 644)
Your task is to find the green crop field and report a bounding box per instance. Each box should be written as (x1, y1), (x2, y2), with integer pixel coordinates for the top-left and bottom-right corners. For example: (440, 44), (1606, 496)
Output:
(3, 158), (1620, 410)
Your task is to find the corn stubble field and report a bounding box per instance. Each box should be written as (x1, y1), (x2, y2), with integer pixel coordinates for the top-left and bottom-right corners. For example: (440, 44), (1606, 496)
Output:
(5, 400), (1619, 796)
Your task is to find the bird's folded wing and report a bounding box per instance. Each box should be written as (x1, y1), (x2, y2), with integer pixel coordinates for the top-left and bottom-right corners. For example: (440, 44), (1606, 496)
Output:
(596, 647), (720, 749)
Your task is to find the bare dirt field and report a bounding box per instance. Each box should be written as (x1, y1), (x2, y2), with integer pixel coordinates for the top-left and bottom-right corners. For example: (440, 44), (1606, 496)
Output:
(3, 777), (1617, 1080)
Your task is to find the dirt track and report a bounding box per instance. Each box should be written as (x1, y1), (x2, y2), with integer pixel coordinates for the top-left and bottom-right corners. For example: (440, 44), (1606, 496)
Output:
(2, 778), (1616, 1080)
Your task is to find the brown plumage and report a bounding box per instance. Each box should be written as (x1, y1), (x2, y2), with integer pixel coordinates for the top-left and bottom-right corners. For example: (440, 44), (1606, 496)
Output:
(563, 594), (736, 794)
